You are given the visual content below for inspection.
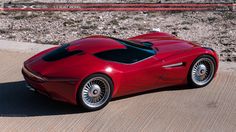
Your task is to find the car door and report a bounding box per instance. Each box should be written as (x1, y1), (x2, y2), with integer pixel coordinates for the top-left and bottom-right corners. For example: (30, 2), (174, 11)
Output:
(118, 56), (164, 95)
(159, 52), (189, 86)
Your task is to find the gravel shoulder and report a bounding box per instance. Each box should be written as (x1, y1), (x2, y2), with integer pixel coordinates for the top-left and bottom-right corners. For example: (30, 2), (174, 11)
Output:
(0, 1), (235, 62)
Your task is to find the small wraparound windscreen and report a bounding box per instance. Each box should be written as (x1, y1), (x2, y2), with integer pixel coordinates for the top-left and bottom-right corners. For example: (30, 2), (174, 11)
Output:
(42, 44), (82, 61)
(94, 38), (156, 64)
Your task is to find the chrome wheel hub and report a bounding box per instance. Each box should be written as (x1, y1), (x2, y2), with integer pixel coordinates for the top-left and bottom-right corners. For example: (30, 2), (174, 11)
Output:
(82, 77), (110, 108)
(197, 64), (207, 76)
(89, 84), (101, 97)
(191, 58), (215, 86)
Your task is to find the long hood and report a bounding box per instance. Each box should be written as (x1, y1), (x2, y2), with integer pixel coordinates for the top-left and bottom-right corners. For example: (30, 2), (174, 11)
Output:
(152, 39), (198, 53)
(129, 32), (199, 53)
(131, 34), (200, 60)
(153, 40), (199, 60)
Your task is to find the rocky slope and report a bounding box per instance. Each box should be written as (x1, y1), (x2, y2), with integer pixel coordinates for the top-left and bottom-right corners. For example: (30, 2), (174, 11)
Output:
(0, 1), (235, 61)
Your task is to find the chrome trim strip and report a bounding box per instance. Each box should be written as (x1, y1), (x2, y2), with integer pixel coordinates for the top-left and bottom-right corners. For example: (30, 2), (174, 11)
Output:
(163, 62), (184, 68)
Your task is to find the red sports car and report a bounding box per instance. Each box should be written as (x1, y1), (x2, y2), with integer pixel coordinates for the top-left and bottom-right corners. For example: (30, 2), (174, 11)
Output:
(22, 32), (218, 111)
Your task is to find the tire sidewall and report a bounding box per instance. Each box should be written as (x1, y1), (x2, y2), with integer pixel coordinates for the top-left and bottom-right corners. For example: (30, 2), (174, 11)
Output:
(188, 55), (216, 88)
(77, 73), (113, 111)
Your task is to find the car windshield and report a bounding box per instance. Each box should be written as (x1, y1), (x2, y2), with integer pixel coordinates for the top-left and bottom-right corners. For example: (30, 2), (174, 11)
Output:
(110, 37), (156, 54)
(94, 38), (156, 64)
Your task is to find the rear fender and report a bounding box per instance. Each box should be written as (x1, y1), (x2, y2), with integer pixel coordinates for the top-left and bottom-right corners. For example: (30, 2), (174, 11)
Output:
(73, 68), (122, 104)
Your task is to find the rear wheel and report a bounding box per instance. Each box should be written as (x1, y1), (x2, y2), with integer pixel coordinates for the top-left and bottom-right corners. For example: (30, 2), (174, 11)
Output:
(188, 55), (216, 87)
(77, 74), (113, 111)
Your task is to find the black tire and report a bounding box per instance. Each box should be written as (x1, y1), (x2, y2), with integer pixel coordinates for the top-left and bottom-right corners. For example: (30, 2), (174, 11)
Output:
(188, 55), (216, 88)
(77, 74), (113, 111)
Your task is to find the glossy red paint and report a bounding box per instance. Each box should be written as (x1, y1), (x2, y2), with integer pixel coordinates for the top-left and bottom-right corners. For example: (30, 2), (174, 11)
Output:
(22, 32), (219, 105)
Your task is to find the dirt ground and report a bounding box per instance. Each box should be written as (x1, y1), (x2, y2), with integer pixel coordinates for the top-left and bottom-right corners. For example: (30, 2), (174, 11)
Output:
(0, 50), (235, 131)
(0, 1), (235, 62)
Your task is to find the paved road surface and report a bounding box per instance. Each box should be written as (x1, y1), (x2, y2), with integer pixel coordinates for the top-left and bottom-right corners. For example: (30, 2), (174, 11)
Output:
(0, 50), (235, 132)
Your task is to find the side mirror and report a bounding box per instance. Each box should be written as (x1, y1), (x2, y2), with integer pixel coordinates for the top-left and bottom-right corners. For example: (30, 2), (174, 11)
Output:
(171, 32), (178, 36)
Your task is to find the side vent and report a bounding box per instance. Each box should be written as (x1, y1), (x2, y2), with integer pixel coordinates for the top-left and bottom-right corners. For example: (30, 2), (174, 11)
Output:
(163, 62), (184, 68)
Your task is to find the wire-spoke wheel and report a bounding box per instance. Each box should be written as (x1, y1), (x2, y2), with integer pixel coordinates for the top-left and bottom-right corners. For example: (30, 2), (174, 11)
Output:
(188, 55), (216, 87)
(78, 74), (113, 111)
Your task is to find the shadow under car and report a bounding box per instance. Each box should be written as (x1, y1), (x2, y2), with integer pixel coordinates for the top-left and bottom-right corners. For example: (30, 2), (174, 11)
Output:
(0, 81), (202, 117)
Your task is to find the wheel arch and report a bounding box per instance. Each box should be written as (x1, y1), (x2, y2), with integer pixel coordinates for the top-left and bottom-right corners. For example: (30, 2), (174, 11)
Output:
(75, 72), (115, 105)
(187, 53), (218, 77)
(178, 47), (218, 81)
(187, 53), (217, 87)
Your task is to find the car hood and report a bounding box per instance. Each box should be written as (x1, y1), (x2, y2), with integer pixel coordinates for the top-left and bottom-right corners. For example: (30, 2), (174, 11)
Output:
(131, 36), (200, 59)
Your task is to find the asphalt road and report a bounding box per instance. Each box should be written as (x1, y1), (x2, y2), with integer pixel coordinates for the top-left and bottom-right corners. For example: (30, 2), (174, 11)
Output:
(0, 50), (235, 132)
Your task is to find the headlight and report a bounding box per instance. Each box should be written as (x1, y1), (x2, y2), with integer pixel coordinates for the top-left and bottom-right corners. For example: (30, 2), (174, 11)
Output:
(203, 47), (215, 52)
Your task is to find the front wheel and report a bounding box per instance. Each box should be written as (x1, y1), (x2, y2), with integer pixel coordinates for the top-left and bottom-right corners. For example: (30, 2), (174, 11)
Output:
(188, 55), (216, 87)
(77, 74), (113, 111)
